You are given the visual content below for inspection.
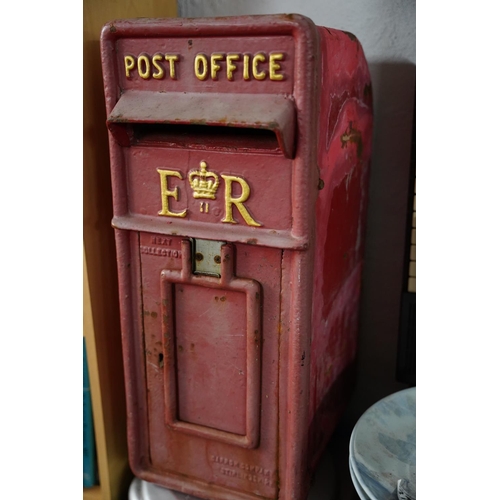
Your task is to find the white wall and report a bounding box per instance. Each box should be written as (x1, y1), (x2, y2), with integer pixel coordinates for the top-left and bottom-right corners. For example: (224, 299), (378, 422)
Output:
(179, 0), (415, 63)
(178, 0), (416, 423)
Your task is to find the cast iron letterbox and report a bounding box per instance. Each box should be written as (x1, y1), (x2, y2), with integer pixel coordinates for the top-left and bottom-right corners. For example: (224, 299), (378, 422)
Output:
(101, 14), (372, 500)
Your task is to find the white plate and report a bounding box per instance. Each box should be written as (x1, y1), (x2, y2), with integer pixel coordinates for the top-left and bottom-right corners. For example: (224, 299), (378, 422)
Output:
(349, 457), (370, 500)
(349, 387), (416, 500)
(128, 477), (201, 500)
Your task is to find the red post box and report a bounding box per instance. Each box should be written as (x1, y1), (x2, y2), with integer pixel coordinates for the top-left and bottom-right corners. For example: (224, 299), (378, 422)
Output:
(101, 14), (372, 500)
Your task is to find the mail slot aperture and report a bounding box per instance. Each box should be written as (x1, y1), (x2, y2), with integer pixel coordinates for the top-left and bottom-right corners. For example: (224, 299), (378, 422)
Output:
(131, 124), (280, 153)
(101, 14), (372, 500)
(107, 91), (296, 157)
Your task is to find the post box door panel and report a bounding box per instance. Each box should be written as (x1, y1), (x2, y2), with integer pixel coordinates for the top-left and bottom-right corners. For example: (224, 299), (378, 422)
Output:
(140, 233), (282, 498)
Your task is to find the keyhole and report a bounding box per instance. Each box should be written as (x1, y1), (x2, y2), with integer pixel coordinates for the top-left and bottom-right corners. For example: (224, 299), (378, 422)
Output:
(158, 353), (164, 368)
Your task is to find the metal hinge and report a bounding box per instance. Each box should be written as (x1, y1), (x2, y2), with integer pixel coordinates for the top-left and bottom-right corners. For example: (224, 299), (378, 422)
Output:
(191, 238), (226, 277)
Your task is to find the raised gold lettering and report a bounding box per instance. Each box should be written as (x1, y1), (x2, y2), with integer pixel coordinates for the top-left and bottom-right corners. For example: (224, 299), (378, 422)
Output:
(194, 54), (208, 80)
(252, 53), (266, 81)
(243, 54), (250, 80)
(124, 55), (135, 78)
(152, 53), (164, 79)
(127, 51), (287, 82)
(137, 54), (151, 79)
(221, 175), (261, 227)
(165, 54), (179, 79)
(269, 53), (284, 81)
(157, 169), (187, 218)
(226, 53), (240, 81)
(211, 53), (224, 80)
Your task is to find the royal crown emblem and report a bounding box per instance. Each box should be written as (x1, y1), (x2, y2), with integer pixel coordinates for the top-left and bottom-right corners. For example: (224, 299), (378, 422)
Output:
(188, 161), (219, 199)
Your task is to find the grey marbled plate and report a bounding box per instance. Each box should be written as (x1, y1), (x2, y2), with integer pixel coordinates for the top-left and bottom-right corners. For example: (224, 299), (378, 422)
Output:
(349, 457), (370, 500)
(349, 387), (416, 500)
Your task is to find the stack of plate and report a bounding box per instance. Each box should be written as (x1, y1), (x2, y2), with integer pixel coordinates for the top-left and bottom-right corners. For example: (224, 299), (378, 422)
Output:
(349, 387), (416, 500)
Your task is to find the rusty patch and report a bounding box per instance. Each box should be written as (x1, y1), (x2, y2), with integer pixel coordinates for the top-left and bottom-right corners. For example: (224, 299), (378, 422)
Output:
(340, 121), (363, 159)
(189, 119), (207, 126)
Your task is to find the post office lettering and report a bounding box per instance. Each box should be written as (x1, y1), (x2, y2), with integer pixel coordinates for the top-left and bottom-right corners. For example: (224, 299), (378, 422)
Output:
(123, 51), (285, 81)
(194, 52), (284, 81)
(124, 53), (180, 79)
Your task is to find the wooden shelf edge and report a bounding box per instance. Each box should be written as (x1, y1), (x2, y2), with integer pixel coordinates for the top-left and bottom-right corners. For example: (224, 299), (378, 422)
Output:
(83, 485), (103, 500)
(84, 244), (112, 500)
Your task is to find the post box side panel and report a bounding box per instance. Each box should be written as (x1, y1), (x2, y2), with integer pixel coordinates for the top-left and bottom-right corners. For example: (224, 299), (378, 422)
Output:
(115, 36), (294, 94)
(125, 147), (293, 231)
(140, 240), (282, 499)
(308, 28), (373, 464)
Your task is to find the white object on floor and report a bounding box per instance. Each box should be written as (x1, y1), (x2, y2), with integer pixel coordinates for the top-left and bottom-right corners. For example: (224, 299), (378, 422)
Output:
(128, 476), (198, 500)
(349, 387), (416, 500)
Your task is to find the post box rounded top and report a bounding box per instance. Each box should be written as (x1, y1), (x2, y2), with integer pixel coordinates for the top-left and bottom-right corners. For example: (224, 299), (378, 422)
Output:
(101, 14), (318, 44)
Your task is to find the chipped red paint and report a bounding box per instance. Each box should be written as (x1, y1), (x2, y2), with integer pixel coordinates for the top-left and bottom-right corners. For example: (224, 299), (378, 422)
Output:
(101, 14), (372, 500)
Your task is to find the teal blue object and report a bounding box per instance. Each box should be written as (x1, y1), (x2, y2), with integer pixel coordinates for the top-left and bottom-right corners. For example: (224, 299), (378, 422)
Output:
(83, 338), (97, 487)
